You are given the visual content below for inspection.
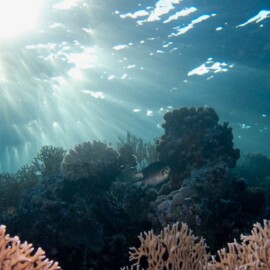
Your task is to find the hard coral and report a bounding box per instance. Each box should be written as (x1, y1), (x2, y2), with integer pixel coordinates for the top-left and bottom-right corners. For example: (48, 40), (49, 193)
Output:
(155, 161), (226, 228)
(208, 220), (270, 269)
(0, 224), (60, 270)
(117, 132), (157, 170)
(32, 146), (66, 178)
(121, 222), (209, 270)
(156, 107), (240, 185)
(61, 140), (120, 183)
(122, 220), (270, 270)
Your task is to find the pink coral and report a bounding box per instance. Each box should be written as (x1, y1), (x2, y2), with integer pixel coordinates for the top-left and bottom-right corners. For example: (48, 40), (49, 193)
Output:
(122, 222), (209, 270)
(0, 225), (61, 270)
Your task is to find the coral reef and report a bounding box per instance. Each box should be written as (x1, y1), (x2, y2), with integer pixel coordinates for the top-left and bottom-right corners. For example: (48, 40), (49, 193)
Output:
(33, 146), (66, 178)
(16, 164), (40, 188)
(156, 107), (240, 186)
(1, 107), (270, 270)
(0, 224), (60, 270)
(117, 132), (157, 170)
(122, 186), (158, 223)
(7, 173), (130, 269)
(123, 220), (270, 270)
(0, 146), (66, 222)
(209, 220), (270, 269)
(111, 134), (159, 225)
(235, 152), (270, 213)
(61, 141), (120, 186)
(153, 160), (267, 251)
(0, 172), (36, 221)
(4, 141), (134, 269)
(155, 162), (229, 226)
(0, 173), (21, 223)
(110, 108), (267, 255)
(122, 222), (209, 270)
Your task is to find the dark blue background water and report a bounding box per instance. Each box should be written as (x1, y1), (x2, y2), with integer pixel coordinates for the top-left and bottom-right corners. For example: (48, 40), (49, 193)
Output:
(0, 0), (270, 171)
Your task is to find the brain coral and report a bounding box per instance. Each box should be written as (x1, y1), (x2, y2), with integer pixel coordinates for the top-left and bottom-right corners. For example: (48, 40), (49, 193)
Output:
(156, 107), (240, 184)
(61, 140), (121, 184)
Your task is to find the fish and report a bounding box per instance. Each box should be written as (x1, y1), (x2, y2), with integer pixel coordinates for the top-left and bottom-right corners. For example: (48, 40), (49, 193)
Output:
(134, 161), (171, 188)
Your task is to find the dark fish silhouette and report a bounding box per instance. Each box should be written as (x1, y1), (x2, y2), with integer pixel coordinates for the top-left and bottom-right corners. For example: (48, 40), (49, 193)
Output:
(134, 161), (170, 188)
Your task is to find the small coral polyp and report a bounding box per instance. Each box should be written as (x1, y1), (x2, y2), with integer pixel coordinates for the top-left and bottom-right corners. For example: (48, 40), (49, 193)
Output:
(156, 106), (240, 185)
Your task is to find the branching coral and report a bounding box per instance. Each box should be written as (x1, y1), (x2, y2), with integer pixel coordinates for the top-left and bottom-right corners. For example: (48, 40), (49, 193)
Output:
(208, 220), (270, 269)
(122, 222), (209, 270)
(32, 146), (66, 178)
(122, 220), (270, 270)
(117, 132), (157, 170)
(0, 224), (61, 270)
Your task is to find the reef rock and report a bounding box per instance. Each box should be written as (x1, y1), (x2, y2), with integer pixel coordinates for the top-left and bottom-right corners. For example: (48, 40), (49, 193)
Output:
(156, 107), (240, 186)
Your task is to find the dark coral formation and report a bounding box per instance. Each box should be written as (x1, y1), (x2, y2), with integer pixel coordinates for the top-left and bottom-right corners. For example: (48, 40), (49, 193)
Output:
(0, 173), (23, 220)
(61, 141), (121, 190)
(155, 162), (229, 229)
(10, 175), (119, 269)
(156, 107), (240, 186)
(33, 146), (66, 177)
(153, 160), (267, 251)
(1, 107), (270, 270)
(2, 141), (135, 270)
(236, 153), (270, 205)
(117, 131), (157, 170)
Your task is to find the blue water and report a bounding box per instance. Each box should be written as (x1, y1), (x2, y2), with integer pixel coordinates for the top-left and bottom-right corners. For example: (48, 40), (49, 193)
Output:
(0, 0), (270, 172)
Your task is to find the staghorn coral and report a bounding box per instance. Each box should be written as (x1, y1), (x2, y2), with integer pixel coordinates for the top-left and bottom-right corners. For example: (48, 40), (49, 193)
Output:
(61, 140), (120, 184)
(117, 132), (157, 170)
(0, 224), (60, 270)
(122, 222), (209, 270)
(156, 107), (240, 186)
(15, 164), (40, 189)
(208, 220), (270, 269)
(32, 146), (66, 178)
